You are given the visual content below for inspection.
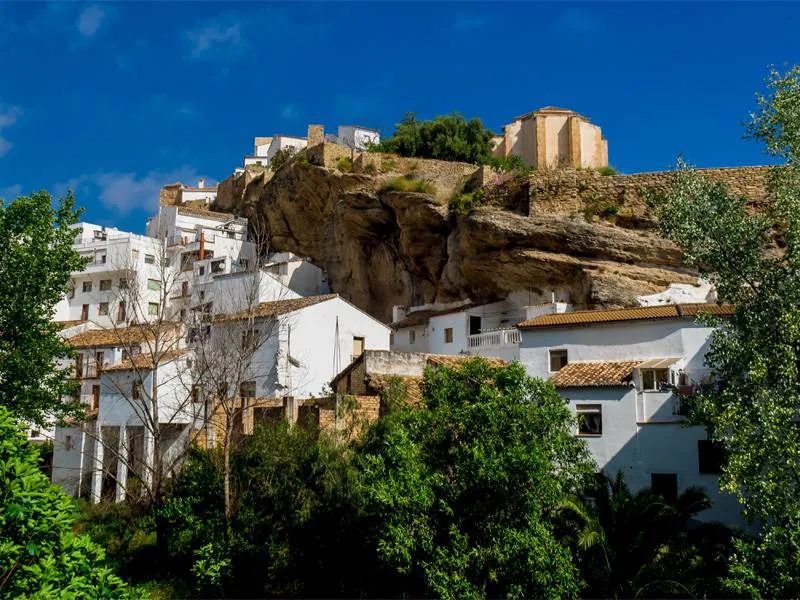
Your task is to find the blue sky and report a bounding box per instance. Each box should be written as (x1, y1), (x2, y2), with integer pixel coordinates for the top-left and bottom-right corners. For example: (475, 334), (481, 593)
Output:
(1, 2), (798, 233)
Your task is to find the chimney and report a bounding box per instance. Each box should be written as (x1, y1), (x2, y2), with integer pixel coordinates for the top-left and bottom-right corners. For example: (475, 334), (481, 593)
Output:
(392, 305), (407, 324)
(199, 230), (205, 260)
(197, 178), (205, 189)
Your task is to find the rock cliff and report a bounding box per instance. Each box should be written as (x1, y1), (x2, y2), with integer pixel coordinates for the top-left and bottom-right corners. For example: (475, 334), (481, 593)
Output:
(214, 150), (768, 322)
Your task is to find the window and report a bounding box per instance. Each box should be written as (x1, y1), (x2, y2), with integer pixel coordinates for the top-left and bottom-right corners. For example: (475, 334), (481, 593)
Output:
(242, 329), (261, 348)
(91, 385), (100, 411)
(98, 254), (106, 264)
(191, 385), (202, 403)
(81, 304), (89, 321)
(576, 404), (602, 436)
(698, 440), (725, 474)
(240, 381), (256, 398)
(389, 332), (394, 346)
(119, 277), (130, 289)
(180, 309), (186, 320)
(199, 290), (205, 301)
(147, 279), (161, 291)
(549, 349), (568, 372)
(65, 435), (74, 451)
(117, 301), (126, 323)
(651, 473), (678, 503)
(642, 369), (670, 391)
(99, 279), (112, 291)
(444, 328), (454, 344)
(144, 254), (155, 265)
(198, 266), (205, 276)
(469, 315), (482, 336)
(181, 281), (189, 297)
(82, 281), (92, 293)
(132, 381), (140, 399)
(352, 336), (365, 360)
(98, 302), (109, 316)
(75, 353), (83, 378)
(148, 302), (159, 316)
(131, 249), (139, 262)
(95, 351), (104, 375)
(409, 329), (416, 344)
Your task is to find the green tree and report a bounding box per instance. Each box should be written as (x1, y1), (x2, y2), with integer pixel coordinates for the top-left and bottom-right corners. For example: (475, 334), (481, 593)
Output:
(0, 191), (87, 427)
(651, 65), (800, 597)
(561, 471), (734, 598)
(0, 406), (128, 598)
(371, 112), (494, 164)
(356, 358), (594, 599)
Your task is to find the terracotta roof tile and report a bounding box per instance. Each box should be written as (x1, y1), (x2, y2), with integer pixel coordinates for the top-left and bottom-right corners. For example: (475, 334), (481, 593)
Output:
(215, 294), (338, 322)
(103, 349), (190, 372)
(55, 319), (87, 329)
(392, 304), (475, 329)
(177, 206), (238, 221)
(425, 354), (506, 368)
(65, 326), (164, 348)
(550, 361), (640, 388)
(518, 303), (735, 329)
(367, 374), (424, 406)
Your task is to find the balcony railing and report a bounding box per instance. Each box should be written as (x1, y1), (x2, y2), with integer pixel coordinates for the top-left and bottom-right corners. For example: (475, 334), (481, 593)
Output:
(467, 328), (521, 349)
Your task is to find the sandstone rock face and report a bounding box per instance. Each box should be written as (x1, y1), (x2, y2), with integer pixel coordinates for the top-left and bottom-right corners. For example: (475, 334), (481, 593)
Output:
(216, 160), (708, 322)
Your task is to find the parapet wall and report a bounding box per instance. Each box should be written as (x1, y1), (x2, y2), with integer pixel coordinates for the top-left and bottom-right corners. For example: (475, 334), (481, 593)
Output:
(527, 166), (772, 218)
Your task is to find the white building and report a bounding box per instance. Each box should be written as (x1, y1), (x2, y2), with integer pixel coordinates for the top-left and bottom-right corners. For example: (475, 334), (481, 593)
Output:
(517, 302), (744, 527)
(160, 180), (217, 206)
(390, 297), (570, 362)
(210, 294), (391, 404)
(244, 135), (308, 168)
(336, 125), (380, 151)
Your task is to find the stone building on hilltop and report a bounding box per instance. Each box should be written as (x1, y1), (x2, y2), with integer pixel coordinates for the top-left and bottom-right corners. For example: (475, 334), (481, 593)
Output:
(492, 106), (608, 170)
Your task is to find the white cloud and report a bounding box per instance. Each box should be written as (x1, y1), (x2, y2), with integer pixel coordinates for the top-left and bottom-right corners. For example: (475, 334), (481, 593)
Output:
(0, 104), (21, 158)
(0, 183), (22, 199)
(77, 5), (106, 38)
(186, 17), (242, 58)
(58, 167), (209, 214)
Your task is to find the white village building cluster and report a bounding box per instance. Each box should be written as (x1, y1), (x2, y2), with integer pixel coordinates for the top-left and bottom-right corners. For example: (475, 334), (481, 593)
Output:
(42, 112), (745, 528)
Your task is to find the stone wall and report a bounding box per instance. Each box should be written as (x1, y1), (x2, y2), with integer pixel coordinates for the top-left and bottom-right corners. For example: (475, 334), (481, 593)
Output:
(527, 166), (772, 220)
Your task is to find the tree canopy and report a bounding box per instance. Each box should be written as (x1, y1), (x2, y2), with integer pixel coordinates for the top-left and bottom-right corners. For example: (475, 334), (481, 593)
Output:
(652, 65), (800, 598)
(370, 112), (495, 164)
(0, 191), (87, 427)
(0, 406), (128, 598)
(356, 359), (594, 599)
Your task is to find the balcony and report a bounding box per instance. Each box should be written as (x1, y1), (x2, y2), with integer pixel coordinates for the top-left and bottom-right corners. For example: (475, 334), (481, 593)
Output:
(467, 328), (520, 349)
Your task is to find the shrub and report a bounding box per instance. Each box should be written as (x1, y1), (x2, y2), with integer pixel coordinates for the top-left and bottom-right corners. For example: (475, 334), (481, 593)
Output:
(363, 162), (378, 175)
(380, 175), (436, 195)
(336, 156), (354, 173)
(596, 165), (617, 176)
(486, 154), (530, 174)
(0, 407), (129, 597)
(370, 112), (494, 164)
(270, 147), (297, 171)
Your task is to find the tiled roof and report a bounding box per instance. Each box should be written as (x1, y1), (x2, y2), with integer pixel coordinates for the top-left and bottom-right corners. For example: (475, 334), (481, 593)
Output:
(550, 361), (641, 388)
(177, 206), (237, 221)
(215, 294), (338, 322)
(103, 349), (190, 372)
(66, 326), (159, 348)
(55, 320), (87, 329)
(392, 304), (475, 329)
(518, 303), (735, 329)
(425, 354), (506, 369)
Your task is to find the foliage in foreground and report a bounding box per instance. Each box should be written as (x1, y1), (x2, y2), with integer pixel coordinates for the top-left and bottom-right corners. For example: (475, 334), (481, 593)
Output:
(561, 471), (736, 599)
(356, 359), (594, 599)
(0, 407), (128, 598)
(0, 191), (87, 428)
(652, 64), (800, 598)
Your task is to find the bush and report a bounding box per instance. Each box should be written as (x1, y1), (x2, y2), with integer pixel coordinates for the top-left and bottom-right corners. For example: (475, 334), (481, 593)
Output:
(363, 162), (378, 175)
(486, 153), (530, 174)
(370, 112), (494, 164)
(380, 175), (436, 195)
(335, 156), (354, 172)
(0, 407), (129, 597)
(270, 147), (297, 171)
(596, 165), (617, 176)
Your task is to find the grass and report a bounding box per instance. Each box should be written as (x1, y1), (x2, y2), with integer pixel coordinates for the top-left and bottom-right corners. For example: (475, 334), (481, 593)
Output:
(380, 175), (436, 194)
(336, 156), (354, 173)
(596, 166), (617, 176)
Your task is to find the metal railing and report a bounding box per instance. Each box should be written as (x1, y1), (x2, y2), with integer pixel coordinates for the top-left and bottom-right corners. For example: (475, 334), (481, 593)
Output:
(467, 328), (521, 348)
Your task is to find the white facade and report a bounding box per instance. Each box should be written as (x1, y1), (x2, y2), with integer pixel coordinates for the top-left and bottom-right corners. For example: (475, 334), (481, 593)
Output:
(245, 135), (308, 168)
(391, 298), (570, 362)
(518, 308), (745, 528)
(336, 125), (380, 151)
